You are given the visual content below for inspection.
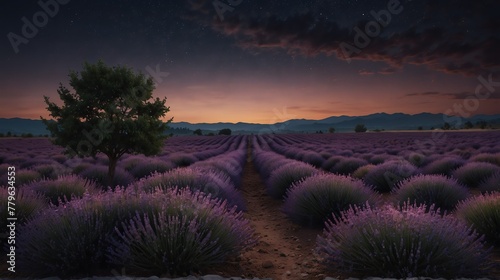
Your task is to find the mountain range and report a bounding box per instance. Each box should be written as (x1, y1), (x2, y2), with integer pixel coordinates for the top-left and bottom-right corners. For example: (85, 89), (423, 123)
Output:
(1, 113), (500, 136)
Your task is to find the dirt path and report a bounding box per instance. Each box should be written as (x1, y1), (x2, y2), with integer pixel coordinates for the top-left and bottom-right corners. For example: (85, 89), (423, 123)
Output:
(207, 141), (329, 280)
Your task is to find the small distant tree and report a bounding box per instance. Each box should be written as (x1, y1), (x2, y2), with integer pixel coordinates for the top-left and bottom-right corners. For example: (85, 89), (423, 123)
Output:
(328, 127), (335, 133)
(42, 60), (172, 186)
(464, 121), (473, 129)
(0, 133), (4, 137)
(476, 120), (487, 129)
(6, 131), (11, 137)
(442, 122), (451, 130)
(218, 128), (231, 135)
(193, 129), (202, 136)
(418, 126), (423, 130)
(207, 132), (215, 136)
(354, 124), (367, 133)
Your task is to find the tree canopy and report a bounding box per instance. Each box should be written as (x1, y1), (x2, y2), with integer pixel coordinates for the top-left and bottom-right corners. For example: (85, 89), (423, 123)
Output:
(354, 124), (367, 133)
(42, 60), (172, 185)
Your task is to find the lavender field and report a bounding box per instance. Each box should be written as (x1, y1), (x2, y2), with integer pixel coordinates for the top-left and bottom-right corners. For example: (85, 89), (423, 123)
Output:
(1, 131), (500, 279)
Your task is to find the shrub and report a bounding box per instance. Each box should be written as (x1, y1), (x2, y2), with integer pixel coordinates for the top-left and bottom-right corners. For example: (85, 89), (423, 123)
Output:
(393, 175), (469, 214)
(452, 162), (500, 188)
(317, 204), (492, 278)
(422, 156), (465, 176)
(253, 153), (289, 180)
(24, 175), (100, 206)
(191, 160), (243, 188)
(330, 157), (368, 175)
(406, 152), (427, 167)
(351, 164), (376, 179)
(71, 162), (92, 174)
(479, 172), (500, 194)
(301, 151), (325, 168)
(107, 189), (254, 276)
(169, 153), (198, 167)
(17, 188), (254, 277)
(16, 169), (42, 186)
(470, 153), (500, 166)
(457, 192), (500, 247)
(136, 168), (245, 211)
(80, 165), (134, 189)
(129, 158), (174, 179)
(32, 163), (70, 180)
(283, 174), (378, 227)
(363, 160), (418, 193)
(0, 187), (47, 237)
(321, 156), (344, 171)
(266, 161), (318, 199)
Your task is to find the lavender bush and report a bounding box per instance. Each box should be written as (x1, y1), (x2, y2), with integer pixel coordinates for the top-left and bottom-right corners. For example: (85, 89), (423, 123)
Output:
(317, 204), (492, 278)
(266, 161), (318, 199)
(107, 189), (255, 276)
(169, 152), (198, 167)
(470, 153), (500, 166)
(136, 168), (245, 211)
(17, 188), (254, 277)
(422, 156), (465, 176)
(330, 157), (368, 175)
(283, 174), (378, 227)
(129, 158), (174, 179)
(363, 160), (418, 193)
(32, 163), (70, 179)
(23, 175), (100, 205)
(479, 172), (500, 194)
(301, 151), (325, 168)
(452, 162), (500, 188)
(80, 165), (134, 189)
(393, 175), (469, 214)
(457, 192), (500, 247)
(0, 187), (47, 237)
(16, 169), (42, 186)
(351, 164), (376, 179)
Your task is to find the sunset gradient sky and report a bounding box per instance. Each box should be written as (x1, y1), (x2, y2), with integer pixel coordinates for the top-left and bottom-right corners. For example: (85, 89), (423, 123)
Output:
(1, 0), (499, 124)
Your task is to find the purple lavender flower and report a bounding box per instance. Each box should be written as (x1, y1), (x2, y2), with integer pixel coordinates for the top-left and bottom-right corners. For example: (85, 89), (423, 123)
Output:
(317, 203), (492, 278)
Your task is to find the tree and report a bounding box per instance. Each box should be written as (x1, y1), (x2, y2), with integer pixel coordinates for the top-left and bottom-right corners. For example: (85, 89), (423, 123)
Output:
(328, 127), (335, 133)
(218, 128), (231, 135)
(354, 124), (367, 133)
(442, 122), (451, 130)
(193, 129), (202, 136)
(42, 60), (172, 186)
(464, 121), (473, 129)
(417, 126), (423, 130)
(476, 120), (487, 129)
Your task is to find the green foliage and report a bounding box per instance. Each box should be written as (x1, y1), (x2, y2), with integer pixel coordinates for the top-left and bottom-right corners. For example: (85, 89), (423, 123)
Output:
(193, 128), (203, 136)
(457, 192), (500, 247)
(354, 124), (367, 133)
(218, 128), (231, 135)
(41, 60), (172, 184)
(0, 187), (47, 236)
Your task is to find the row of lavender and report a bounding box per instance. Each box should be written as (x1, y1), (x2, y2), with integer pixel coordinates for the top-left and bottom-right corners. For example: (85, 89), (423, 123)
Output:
(0, 135), (255, 277)
(0, 135), (242, 187)
(252, 133), (500, 278)
(262, 132), (500, 192)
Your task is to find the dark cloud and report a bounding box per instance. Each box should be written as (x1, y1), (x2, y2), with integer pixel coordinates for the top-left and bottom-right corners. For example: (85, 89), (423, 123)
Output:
(199, 0), (500, 76)
(406, 91), (441, 97)
(406, 91), (500, 100)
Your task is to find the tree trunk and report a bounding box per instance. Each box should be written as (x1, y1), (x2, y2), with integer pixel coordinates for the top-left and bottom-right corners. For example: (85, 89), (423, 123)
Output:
(107, 156), (117, 188)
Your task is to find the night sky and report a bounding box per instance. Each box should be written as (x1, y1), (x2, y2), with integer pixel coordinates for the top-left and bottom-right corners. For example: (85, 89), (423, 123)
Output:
(1, 0), (499, 124)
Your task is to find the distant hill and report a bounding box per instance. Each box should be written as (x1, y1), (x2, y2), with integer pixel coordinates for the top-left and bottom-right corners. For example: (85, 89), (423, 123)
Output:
(1, 113), (499, 135)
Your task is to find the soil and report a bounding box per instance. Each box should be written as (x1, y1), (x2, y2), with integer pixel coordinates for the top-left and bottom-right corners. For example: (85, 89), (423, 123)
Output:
(204, 142), (341, 280)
